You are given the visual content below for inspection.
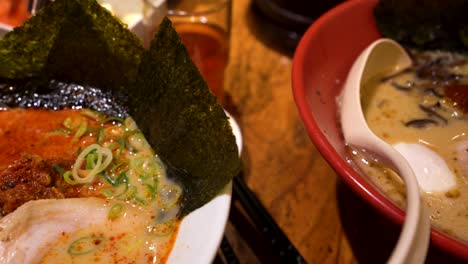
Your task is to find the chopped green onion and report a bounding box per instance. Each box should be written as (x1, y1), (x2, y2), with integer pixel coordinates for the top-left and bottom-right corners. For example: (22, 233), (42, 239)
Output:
(145, 183), (157, 200)
(130, 157), (159, 180)
(80, 109), (102, 121)
(52, 163), (66, 175)
(127, 133), (151, 152)
(46, 128), (72, 136)
(69, 144), (113, 185)
(113, 183), (130, 198)
(118, 137), (126, 155)
(102, 171), (127, 186)
(133, 196), (146, 205)
(76, 146), (82, 156)
(63, 117), (75, 130)
(108, 203), (124, 219)
(67, 236), (107, 256)
(159, 184), (182, 209)
(119, 185), (137, 200)
(109, 161), (127, 174)
(105, 142), (120, 151)
(72, 119), (88, 142)
(99, 117), (125, 125)
(100, 188), (115, 198)
(96, 128), (104, 144)
(147, 221), (175, 237)
(86, 151), (97, 170)
(124, 117), (137, 131)
(122, 129), (137, 138)
(63, 171), (77, 185)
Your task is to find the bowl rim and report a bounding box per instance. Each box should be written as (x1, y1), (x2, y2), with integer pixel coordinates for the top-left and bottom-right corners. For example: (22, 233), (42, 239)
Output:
(292, 0), (468, 260)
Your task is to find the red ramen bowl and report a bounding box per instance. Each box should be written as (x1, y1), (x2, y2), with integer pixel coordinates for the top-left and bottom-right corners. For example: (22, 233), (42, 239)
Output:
(291, 0), (468, 260)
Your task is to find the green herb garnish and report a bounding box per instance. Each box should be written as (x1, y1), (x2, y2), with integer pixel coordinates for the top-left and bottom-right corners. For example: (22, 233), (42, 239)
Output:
(52, 163), (66, 175)
(102, 171), (127, 186)
(67, 236), (107, 256)
(108, 203), (124, 219)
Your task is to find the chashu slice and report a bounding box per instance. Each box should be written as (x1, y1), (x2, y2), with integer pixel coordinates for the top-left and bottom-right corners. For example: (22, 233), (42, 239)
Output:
(0, 198), (164, 264)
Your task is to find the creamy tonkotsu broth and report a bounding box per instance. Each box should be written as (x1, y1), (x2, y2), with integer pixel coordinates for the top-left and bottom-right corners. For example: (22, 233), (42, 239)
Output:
(350, 51), (468, 241)
(0, 108), (182, 263)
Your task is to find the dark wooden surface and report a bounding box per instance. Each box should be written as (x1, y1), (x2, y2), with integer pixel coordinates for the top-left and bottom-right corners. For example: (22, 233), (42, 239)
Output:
(221, 0), (467, 263)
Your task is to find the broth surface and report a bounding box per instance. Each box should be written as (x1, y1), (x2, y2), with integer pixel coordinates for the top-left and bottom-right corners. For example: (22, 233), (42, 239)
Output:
(352, 51), (468, 242)
(0, 108), (181, 263)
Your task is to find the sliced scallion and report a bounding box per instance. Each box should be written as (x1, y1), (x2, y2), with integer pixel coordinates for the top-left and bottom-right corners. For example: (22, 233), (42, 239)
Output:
(102, 171), (127, 186)
(131, 157), (159, 180)
(148, 221), (175, 237)
(52, 163), (66, 175)
(46, 128), (73, 136)
(63, 117), (75, 130)
(96, 128), (104, 144)
(127, 133), (150, 152)
(63, 171), (77, 185)
(120, 185), (137, 200)
(124, 117), (137, 131)
(159, 184), (182, 209)
(118, 137), (126, 155)
(99, 116), (125, 125)
(69, 144), (113, 185)
(145, 183), (157, 200)
(67, 236), (107, 256)
(108, 203), (124, 219)
(133, 196), (146, 205)
(80, 109), (101, 121)
(86, 151), (97, 170)
(100, 188), (114, 198)
(72, 119), (88, 142)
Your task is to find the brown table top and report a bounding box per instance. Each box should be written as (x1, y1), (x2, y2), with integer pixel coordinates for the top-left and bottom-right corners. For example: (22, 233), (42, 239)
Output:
(222, 1), (465, 263)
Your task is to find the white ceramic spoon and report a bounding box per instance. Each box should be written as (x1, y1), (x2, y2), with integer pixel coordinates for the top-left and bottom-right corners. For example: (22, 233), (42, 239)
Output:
(340, 38), (430, 264)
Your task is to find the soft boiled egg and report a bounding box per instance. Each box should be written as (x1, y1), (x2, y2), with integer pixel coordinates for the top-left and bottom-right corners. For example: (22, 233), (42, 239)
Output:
(393, 142), (457, 193)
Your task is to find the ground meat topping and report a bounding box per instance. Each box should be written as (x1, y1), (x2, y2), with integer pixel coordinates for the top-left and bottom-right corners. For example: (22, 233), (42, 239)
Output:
(0, 154), (77, 216)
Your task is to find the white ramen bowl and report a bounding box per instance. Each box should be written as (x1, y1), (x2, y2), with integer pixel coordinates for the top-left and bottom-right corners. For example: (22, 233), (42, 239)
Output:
(0, 18), (241, 263)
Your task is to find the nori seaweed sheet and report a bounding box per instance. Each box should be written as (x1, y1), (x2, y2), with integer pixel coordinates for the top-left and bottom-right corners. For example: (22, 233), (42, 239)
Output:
(374, 0), (468, 52)
(0, 0), (143, 89)
(0, 0), (241, 216)
(132, 18), (240, 215)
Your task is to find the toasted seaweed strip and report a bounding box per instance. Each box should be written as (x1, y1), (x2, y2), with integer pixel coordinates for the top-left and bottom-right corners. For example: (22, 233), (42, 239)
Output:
(374, 0), (468, 52)
(132, 18), (241, 216)
(0, 0), (144, 90)
(43, 0), (144, 90)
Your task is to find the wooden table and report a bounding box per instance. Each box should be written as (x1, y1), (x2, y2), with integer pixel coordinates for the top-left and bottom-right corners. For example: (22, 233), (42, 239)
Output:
(222, 1), (466, 263)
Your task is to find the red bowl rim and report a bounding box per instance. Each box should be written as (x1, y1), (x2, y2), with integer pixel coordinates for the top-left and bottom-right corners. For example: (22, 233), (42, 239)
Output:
(291, 0), (468, 260)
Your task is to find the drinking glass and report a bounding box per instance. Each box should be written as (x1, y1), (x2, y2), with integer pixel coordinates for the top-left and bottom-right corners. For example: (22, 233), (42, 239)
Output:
(144, 0), (232, 104)
(0, 0), (29, 27)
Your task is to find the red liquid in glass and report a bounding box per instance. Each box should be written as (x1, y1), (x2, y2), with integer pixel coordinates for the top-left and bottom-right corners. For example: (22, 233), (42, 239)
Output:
(0, 0), (30, 27)
(174, 22), (229, 103)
